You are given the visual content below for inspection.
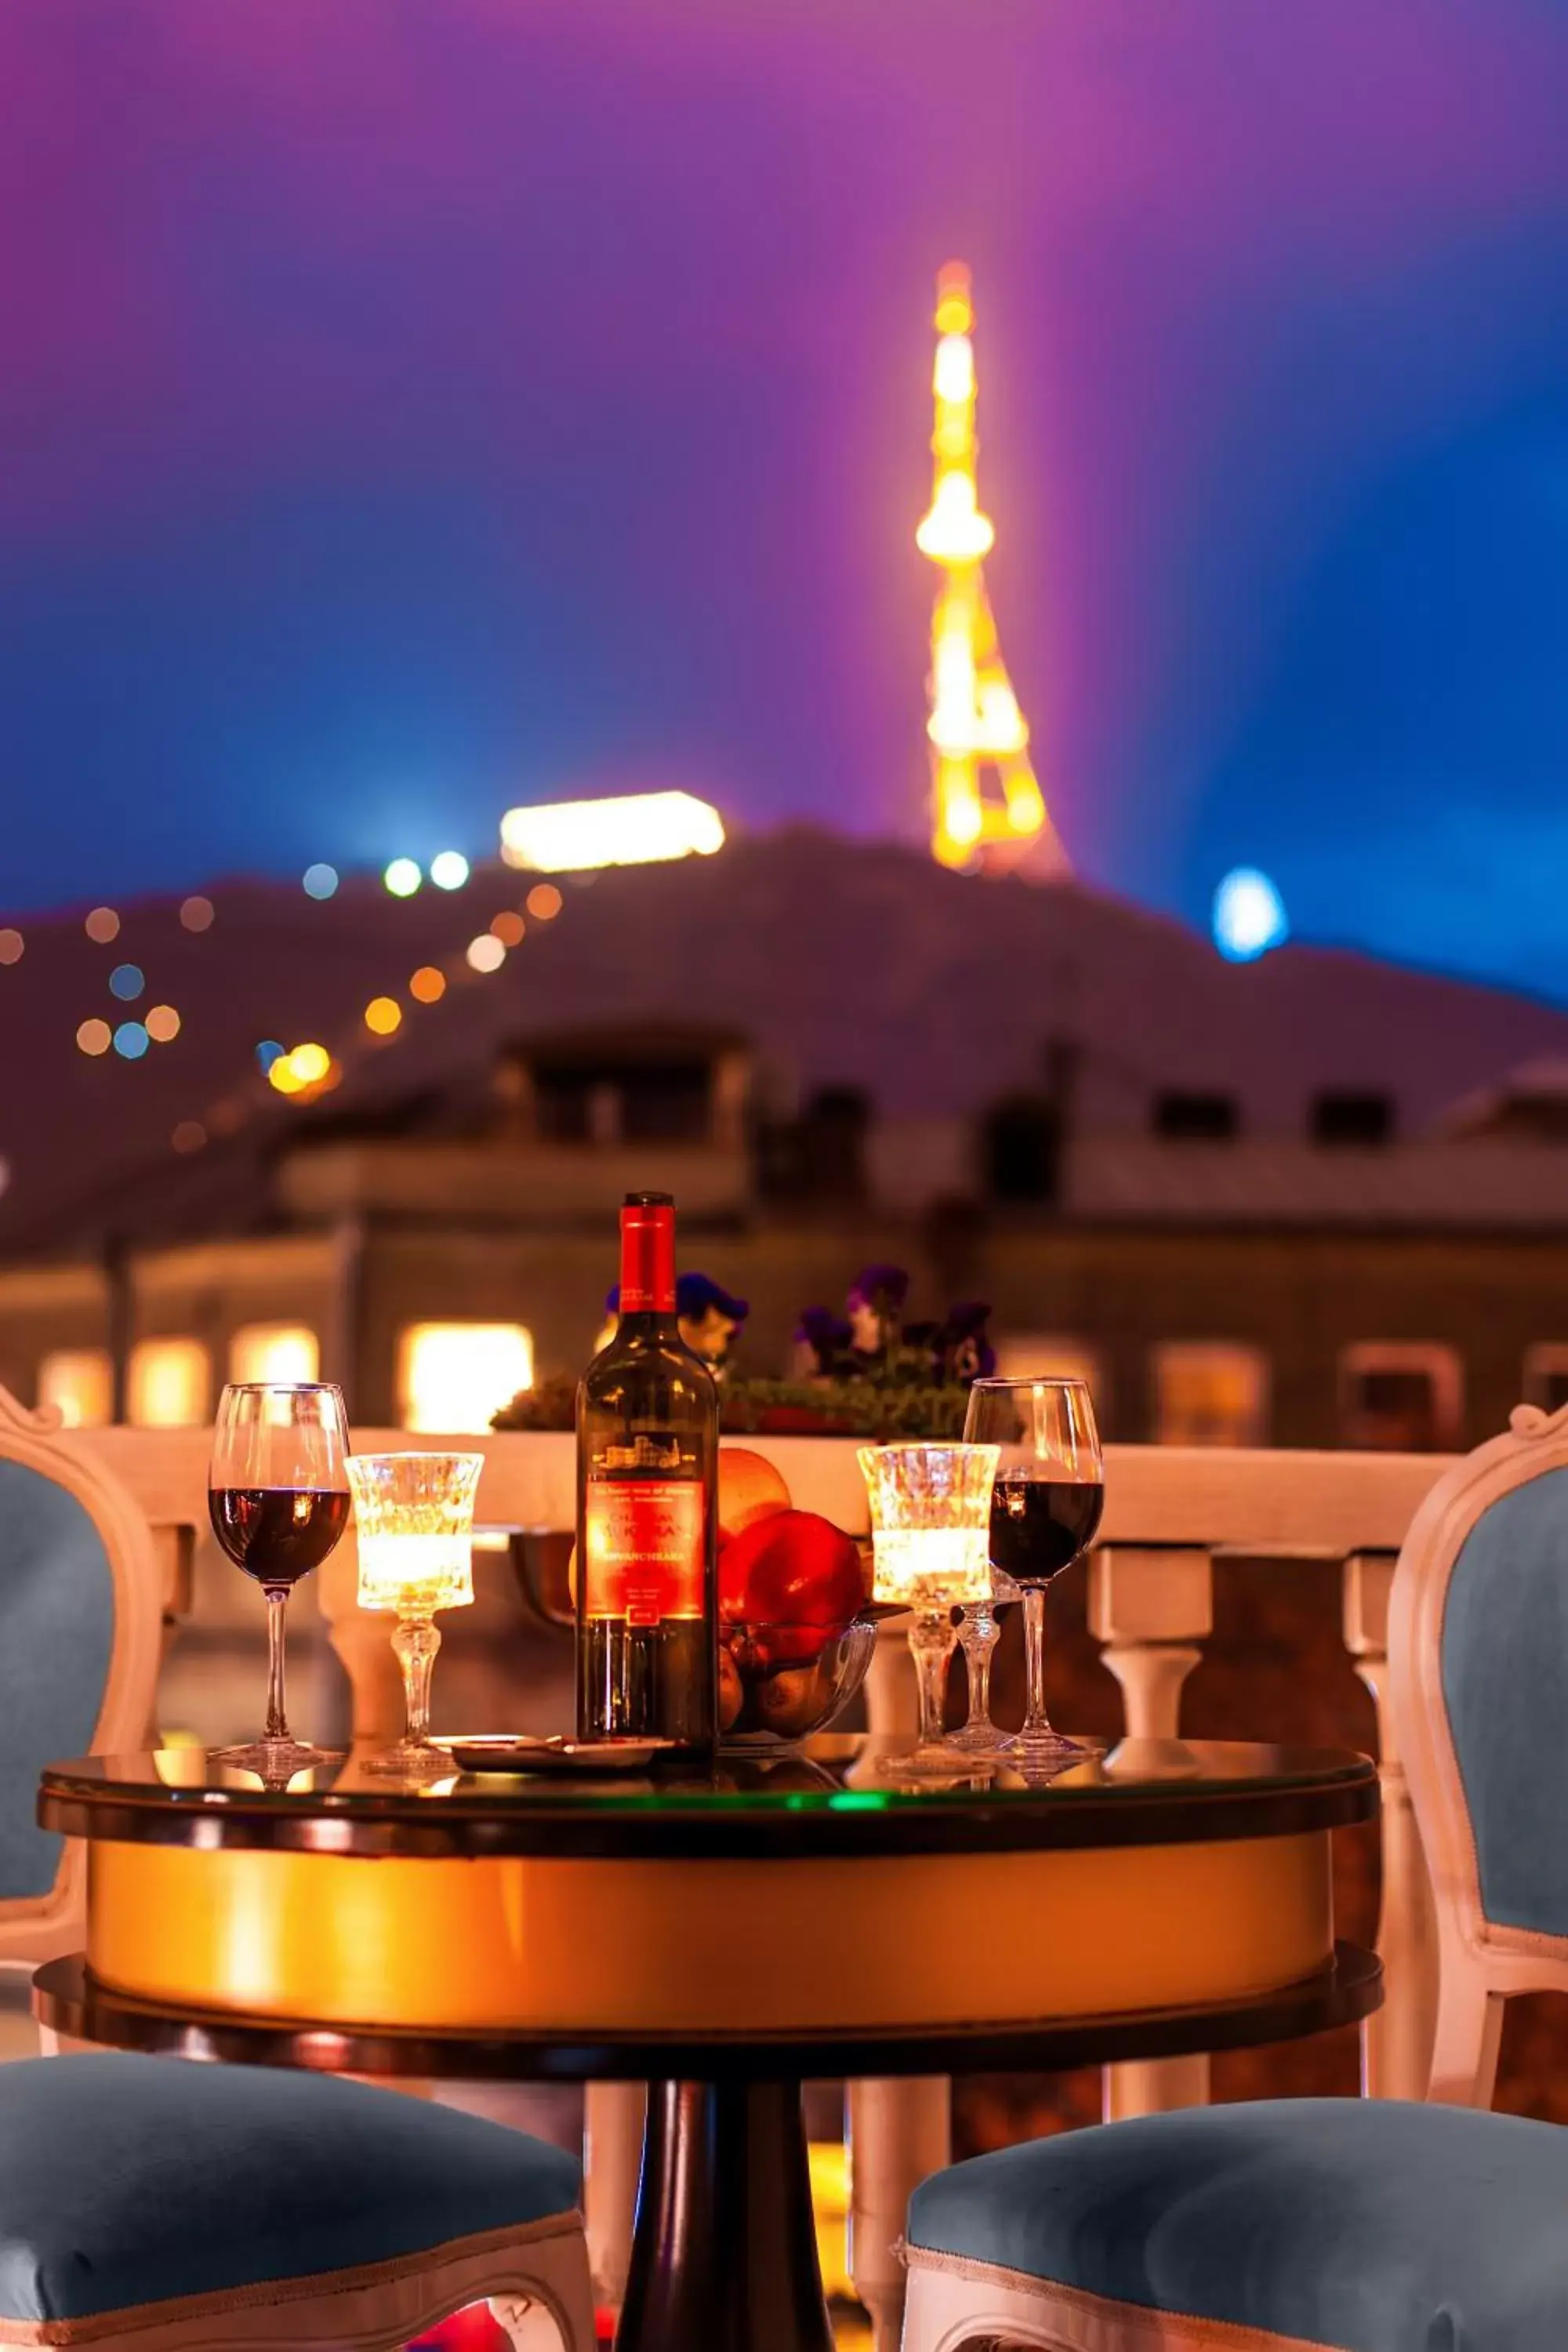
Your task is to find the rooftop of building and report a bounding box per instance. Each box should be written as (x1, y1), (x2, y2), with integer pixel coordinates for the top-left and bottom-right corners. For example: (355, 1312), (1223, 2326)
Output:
(5, 825), (1568, 1259)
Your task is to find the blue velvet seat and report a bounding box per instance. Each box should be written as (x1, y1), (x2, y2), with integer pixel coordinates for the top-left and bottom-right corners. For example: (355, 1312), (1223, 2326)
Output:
(907, 2098), (1568, 2351)
(0, 2053), (583, 2342)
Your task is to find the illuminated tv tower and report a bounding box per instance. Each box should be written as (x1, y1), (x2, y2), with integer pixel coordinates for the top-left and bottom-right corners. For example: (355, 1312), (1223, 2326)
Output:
(917, 263), (1067, 875)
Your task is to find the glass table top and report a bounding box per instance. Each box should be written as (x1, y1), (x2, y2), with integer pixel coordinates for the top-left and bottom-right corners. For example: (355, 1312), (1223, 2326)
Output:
(40, 1737), (1377, 1859)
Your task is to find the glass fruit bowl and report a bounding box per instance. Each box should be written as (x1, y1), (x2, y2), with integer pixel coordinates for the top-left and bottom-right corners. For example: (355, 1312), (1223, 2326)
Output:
(718, 1613), (882, 1748)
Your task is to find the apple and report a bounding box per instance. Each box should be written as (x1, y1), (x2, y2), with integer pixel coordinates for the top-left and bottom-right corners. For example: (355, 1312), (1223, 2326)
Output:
(718, 1446), (791, 1544)
(717, 1646), (746, 1733)
(754, 1664), (833, 1737)
(718, 1508), (866, 1665)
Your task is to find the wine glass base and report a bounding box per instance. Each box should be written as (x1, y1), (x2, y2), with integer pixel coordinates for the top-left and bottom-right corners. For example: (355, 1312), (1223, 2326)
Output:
(946, 1719), (1012, 1753)
(876, 1739), (996, 1784)
(209, 1739), (337, 1784)
(1001, 1727), (1104, 1769)
(361, 1740), (453, 1782)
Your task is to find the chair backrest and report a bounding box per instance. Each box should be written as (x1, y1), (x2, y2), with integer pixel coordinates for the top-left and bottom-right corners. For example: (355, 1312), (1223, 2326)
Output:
(0, 1388), (163, 1962)
(1389, 1399), (1568, 2093)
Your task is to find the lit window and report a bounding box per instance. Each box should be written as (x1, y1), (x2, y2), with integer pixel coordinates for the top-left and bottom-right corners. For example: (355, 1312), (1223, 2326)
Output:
(230, 1324), (321, 1386)
(1339, 1344), (1461, 1453)
(992, 1334), (1105, 1402)
(1524, 1346), (1568, 1417)
(38, 1349), (113, 1429)
(398, 1323), (534, 1432)
(128, 1338), (211, 1428)
(1153, 1344), (1269, 1446)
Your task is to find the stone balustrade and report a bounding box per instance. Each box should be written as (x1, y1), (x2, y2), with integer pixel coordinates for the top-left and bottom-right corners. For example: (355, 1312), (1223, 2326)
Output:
(72, 1423), (1452, 2350)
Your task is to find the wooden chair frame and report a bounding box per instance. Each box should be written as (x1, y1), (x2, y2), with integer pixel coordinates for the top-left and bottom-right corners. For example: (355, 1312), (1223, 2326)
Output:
(0, 1388), (165, 1970)
(0, 2215), (595, 2348)
(902, 1400), (1568, 2350)
(1386, 1395), (1568, 2108)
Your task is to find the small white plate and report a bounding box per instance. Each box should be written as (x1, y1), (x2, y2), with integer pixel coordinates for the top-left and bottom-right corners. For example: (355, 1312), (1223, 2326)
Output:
(436, 1735), (681, 1775)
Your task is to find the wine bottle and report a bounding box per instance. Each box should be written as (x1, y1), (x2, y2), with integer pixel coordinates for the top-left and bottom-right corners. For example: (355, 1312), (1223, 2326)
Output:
(575, 1191), (718, 1751)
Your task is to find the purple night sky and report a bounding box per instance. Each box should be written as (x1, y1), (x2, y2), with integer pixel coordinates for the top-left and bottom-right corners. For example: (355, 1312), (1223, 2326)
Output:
(2, 2), (1567, 993)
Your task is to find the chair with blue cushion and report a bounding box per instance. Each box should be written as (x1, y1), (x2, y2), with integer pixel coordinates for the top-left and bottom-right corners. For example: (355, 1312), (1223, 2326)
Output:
(0, 2053), (593, 2350)
(0, 1388), (164, 1972)
(0, 1389), (594, 2349)
(901, 1400), (1568, 2351)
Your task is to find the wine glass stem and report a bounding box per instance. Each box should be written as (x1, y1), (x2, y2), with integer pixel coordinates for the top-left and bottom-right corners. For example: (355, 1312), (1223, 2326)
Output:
(263, 1588), (290, 1743)
(909, 1611), (956, 1746)
(1022, 1584), (1054, 1735)
(960, 1610), (998, 1729)
(393, 1615), (441, 1745)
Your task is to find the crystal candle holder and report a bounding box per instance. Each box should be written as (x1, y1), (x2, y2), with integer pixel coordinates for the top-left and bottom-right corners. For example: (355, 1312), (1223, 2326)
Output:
(858, 1441), (999, 1779)
(347, 1451), (483, 1780)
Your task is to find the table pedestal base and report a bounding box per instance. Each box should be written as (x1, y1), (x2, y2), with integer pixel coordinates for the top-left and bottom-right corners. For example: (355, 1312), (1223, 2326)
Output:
(619, 2079), (834, 2352)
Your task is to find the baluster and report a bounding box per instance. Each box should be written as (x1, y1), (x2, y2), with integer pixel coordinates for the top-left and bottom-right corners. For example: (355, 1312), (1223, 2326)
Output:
(851, 1627), (944, 2347)
(317, 1530), (402, 1744)
(1343, 1550), (1439, 2100)
(849, 2076), (951, 2352)
(584, 2081), (645, 2325)
(862, 1615), (920, 1739)
(1090, 1544), (1214, 2119)
(152, 1524), (194, 1743)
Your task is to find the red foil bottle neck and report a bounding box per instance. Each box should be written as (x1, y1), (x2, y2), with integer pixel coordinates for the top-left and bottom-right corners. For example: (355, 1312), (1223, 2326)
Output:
(619, 1199), (677, 1315)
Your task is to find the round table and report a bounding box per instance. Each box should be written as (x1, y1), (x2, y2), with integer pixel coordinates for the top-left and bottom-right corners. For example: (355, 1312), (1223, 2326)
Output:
(35, 1737), (1381, 2352)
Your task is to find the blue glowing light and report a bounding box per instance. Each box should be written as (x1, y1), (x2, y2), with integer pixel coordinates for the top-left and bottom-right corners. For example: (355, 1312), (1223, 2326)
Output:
(112, 1022), (150, 1060)
(1213, 868), (1288, 962)
(303, 862), (339, 901)
(255, 1040), (285, 1073)
(108, 962), (144, 1000)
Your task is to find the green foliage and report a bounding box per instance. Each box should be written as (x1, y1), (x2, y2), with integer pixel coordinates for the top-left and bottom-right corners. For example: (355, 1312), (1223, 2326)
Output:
(492, 1368), (971, 1439)
(718, 1377), (971, 1439)
(493, 1373), (577, 1432)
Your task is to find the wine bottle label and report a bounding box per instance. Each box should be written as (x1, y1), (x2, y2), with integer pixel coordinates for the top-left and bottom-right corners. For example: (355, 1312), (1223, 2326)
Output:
(583, 1477), (705, 1624)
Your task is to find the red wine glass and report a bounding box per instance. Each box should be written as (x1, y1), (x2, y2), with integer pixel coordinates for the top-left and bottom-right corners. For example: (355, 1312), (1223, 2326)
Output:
(963, 1376), (1105, 1774)
(208, 1381), (350, 1780)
